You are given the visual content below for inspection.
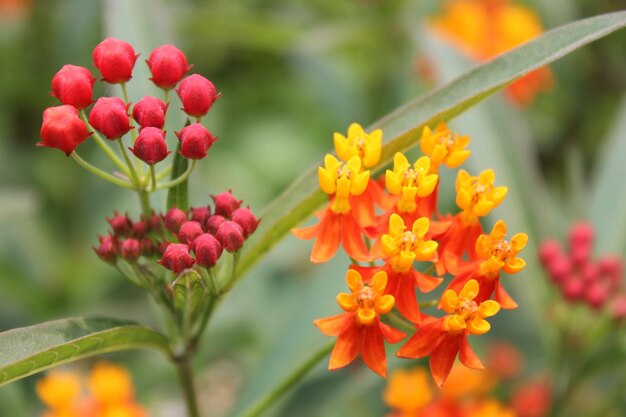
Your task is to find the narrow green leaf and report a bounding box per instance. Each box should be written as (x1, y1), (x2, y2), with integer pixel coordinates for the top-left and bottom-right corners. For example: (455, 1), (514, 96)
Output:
(234, 12), (626, 281)
(172, 270), (207, 323)
(167, 142), (190, 211)
(0, 317), (170, 386)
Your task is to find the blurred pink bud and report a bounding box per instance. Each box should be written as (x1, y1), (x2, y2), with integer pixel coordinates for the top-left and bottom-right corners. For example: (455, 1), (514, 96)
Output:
(164, 207), (188, 234)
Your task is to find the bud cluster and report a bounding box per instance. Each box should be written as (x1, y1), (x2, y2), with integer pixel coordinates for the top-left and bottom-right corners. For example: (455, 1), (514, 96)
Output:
(539, 222), (626, 320)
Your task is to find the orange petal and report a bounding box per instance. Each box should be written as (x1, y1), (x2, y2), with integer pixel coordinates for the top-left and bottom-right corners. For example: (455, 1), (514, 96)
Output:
(459, 336), (484, 370)
(310, 211), (342, 263)
(361, 324), (387, 377)
(291, 222), (319, 240)
(429, 333), (460, 387)
(495, 281), (518, 309)
(328, 317), (361, 371)
(341, 213), (372, 262)
(395, 272), (421, 324)
(414, 270), (443, 293)
(314, 313), (351, 336)
(397, 320), (446, 359)
(379, 320), (407, 344)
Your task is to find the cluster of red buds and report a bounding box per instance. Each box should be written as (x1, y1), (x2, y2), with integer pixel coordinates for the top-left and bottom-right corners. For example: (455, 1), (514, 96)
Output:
(539, 222), (626, 319)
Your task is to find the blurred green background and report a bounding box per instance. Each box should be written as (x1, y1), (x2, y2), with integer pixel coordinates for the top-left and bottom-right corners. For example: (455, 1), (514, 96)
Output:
(0, 0), (625, 416)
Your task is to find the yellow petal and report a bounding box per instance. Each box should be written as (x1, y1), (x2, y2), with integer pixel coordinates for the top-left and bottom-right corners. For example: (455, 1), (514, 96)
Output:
(504, 257), (526, 274)
(430, 145), (447, 168)
(456, 169), (470, 191)
(477, 300), (501, 317)
(357, 308), (376, 325)
(479, 169), (495, 184)
(415, 156), (431, 173)
(473, 200), (495, 217)
(346, 156), (362, 173)
(491, 186), (508, 205)
(396, 251), (416, 271)
(393, 152), (410, 172)
(475, 234), (492, 259)
(334, 133), (354, 162)
(446, 314), (467, 331)
(491, 220), (507, 240)
(363, 144), (381, 167)
(335, 177), (351, 199)
(348, 122), (364, 137)
(324, 154), (340, 170)
(416, 241), (438, 260)
(456, 188), (472, 210)
(446, 150), (471, 168)
(460, 279), (479, 299)
(375, 294), (395, 314)
(385, 170), (402, 195)
(350, 171), (370, 196)
(417, 174), (438, 197)
(482, 257), (505, 273)
(511, 233), (528, 252)
(381, 234), (397, 256)
(389, 213), (406, 236)
(420, 126), (434, 154)
(412, 217), (431, 238)
(370, 271), (388, 294)
(467, 317), (491, 335)
(337, 292), (357, 312)
(440, 289), (459, 314)
(346, 269), (363, 292)
(318, 167), (336, 195)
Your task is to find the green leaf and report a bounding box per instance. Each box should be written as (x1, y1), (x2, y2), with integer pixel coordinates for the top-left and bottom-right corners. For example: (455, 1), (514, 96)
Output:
(234, 11), (626, 281)
(0, 317), (170, 387)
(167, 142), (190, 212)
(172, 270), (207, 328)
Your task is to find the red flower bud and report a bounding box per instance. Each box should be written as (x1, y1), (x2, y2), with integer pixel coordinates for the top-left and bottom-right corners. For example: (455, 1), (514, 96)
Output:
(585, 283), (609, 310)
(176, 123), (216, 160)
(141, 238), (155, 256)
(547, 256), (571, 283)
(148, 212), (163, 232)
(569, 222), (594, 245)
(176, 74), (219, 117)
(132, 96), (168, 129)
(120, 238), (142, 261)
(107, 211), (132, 236)
(164, 207), (188, 234)
(51, 65), (95, 109)
(93, 235), (118, 263)
(93, 37), (138, 84)
(38, 105), (91, 156)
(190, 206), (211, 226)
(146, 44), (190, 90)
(487, 341), (523, 380)
(612, 295), (626, 321)
(216, 221), (245, 252)
(129, 127), (170, 165)
(158, 243), (195, 274)
(580, 263), (599, 284)
(212, 191), (242, 218)
(598, 255), (623, 284)
(132, 220), (149, 238)
(231, 207), (259, 238)
(538, 240), (561, 267)
(511, 378), (552, 417)
(178, 221), (204, 245)
(563, 277), (584, 301)
(89, 97), (131, 140)
(192, 233), (223, 268)
(205, 215), (226, 234)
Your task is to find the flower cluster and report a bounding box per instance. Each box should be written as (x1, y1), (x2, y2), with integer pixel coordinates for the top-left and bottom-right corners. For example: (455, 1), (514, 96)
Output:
(539, 222), (626, 319)
(37, 362), (148, 417)
(430, 0), (553, 106)
(294, 122), (527, 384)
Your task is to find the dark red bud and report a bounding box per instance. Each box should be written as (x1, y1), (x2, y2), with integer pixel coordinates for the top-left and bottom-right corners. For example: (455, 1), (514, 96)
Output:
(212, 191), (242, 218)
(94, 235), (118, 263)
(178, 221), (204, 245)
(563, 277), (585, 301)
(51, 64), (95, 109)
(585, 283), (609, 310)
(89, 97), (131, 140)
(176, 123), (216, 160)
(107, 211), (132, 236)
(231, 207), (259, 238)
(164, 207), (188, 234)
(156, 240), (169, 256)
(190, 206), (211, 226)
(129, 127), (170, 165)
(176, 74), (219, 117)
(547, 256), (571, 283)
(141, 238), (155, 255)
(158, 243), (195, 274)
(612, 295), (626, 321)
(148, 212), (163, 232)
(569, 222), (594, 245)
(132, 96), (168, 129)
(132, 220), (149, 238)
(538, 240), (561, 267)
(192, 233), (223, 268)
(93, 37), (138, 84)
(120, 238), (142, 261)
(146, 44), (190, 90)
(205, 215), (226, 234)
(581, 263), (599, 283)
(598, 255), (623, 283)
(38, 105), (91, 156)
(215, 221), (245, 252)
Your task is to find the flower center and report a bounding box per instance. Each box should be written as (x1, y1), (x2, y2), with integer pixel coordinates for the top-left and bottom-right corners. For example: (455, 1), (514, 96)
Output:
(455, 298), (478, 321)
(401, 168), (420, 188)
(399, 231), (418, 252)
(355, 285), (377, 310)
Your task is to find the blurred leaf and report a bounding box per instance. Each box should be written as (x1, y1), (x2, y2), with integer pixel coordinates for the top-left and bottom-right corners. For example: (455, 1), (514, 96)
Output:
(172, 270), (207, 336)
(590, 95), (626, 255)
(235, 12), (626, 281)
(0, 317), (170, 386)
(167, 143), (190, 211)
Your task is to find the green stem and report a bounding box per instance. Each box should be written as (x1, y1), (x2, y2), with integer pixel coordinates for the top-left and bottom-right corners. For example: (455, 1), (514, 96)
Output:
(71, 152), (134, 189)
(156, 165), (173, 181)
(236, 342), (334, 417)
(163, 89), (170, 104)
(419, 299), (438, 308)
(138, 189), (152, 220)
(120, 83), (144, 176)
(150, 165), (158, 191)
(156, 160), (197, 190)
(175, 355), (201, 417)
(117, 138), (141, 185)
(79, 111), (130, 176)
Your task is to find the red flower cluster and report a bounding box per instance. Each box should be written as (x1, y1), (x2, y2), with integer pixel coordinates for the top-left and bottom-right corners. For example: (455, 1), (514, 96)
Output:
(540, 222), (626, 317)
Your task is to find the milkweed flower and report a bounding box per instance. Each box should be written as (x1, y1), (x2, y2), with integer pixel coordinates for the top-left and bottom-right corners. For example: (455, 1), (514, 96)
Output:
(383, 367), (434, 416)
(398, 279), (500, 386)
(292, 154), (372, 263)
(420, 122), (471, 174)
(314, 269), (406, 377)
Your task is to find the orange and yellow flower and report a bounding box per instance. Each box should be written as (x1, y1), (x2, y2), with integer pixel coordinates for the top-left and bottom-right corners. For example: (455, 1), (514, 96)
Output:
(420, 123), (471, 174)
(398, 280), (500, 386)
(383, 367), (435, 417)
(314, 269), (406, 377)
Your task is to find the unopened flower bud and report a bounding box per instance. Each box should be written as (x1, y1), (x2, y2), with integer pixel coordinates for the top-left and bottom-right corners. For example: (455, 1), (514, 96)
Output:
(146, 44), (190, 90)
(581, 263), (599, 284)
(93, 38), (138, 84)
(148, 212), (163, 232)
(129, 127), (170, 165)
(120, 239), (142, 261)
(89, 97), (131, 140)
(547, 256), (571, 283)
(563, 277), (584, 301)
(598, 256), (623, 286)
(231, 207), (259, 238)
(190, 206), (211, 226)
(141, 238), (155, 256)
(94, 235), (118, 263)
(205, 215), (226, 234)
(132, 220), (149, 238)
(156, 240), (169, 256)
(212, 191), (242, 218)
(178, 221), (204, 245)
(176, 123), (216, 160)
(158, 243), (195, 274)
(51, 65), (95, 109)
(107, 211), (132, 236)
(164, 207), (188, 234)
(569, 222), (594, 266)
(585, 283), (609, 310)
(38, 105), (91, 156)
(192, 233), (222, 268)
(176, 74), (219, 117)
(132, 96), (168, 129)
(538, 240), (561, 267)
(612, 295), (626, 321)
(216, 221), (245, 252)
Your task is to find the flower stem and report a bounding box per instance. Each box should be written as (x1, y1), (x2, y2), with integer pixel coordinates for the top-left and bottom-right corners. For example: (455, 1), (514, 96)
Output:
(156, 165), (173, 181)
(120, 82), (144, 177)
(156, 160), (197, 190)
(150, 165), (158, 191)
(175, 354), (201, 417)
(79, 111), (130, 176)
(236, 342), (334, 417)
(117, 137), (141, 186)
(71, 152), (134, 189)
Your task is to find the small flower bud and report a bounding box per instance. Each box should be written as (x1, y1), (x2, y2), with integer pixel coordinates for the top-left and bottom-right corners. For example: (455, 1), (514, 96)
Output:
(598, 256), (623, 286)
(176, 123), (216, 160)
(569, 223), (594, 266)
(132, 220), (149, 238)
(547, 256), (571, 283)
(38, 105), (91, 156)
(164, 207), (188, 234)
(563, 277), (584, 301)
(231, 207), (259, 238)
(511, 378), (552, 417)
(538, 240), (561, 267)
(206, 215), (226, 235)
(120, 239), (142, 261)
(89, 97), (131, 140)
(178, 221), (204, 245)
(176, 74), (219, 117)
(51, 65), (95, 109)
(93, 235), (118, 263)
(148, 212), (163, 232)
(129, 127), (170, 165)
(585, 283), (609, 310)
(612, 295), (626, 321)
(190, 206), (211, 226)
(215, 221), (245, 252)
(581, 263), (599, 284)
(141, 238), (155, 256)
(192, 233), (223, 268)
(212, 191), (242, 218)
(146, 44), (190, 90)
(156, 240), (169, 256)
(93, 38), (138, 84)
(158, 243), (195, 274)
(107, 211), (132, 236)
(132, 96), (168, 129)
